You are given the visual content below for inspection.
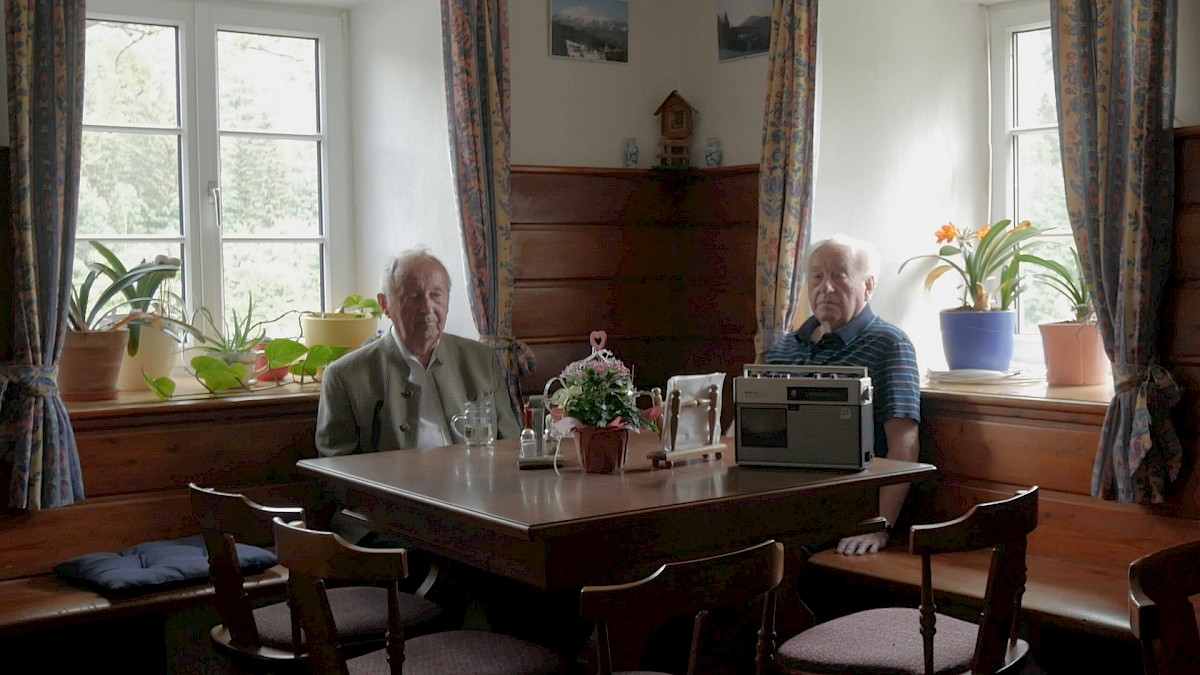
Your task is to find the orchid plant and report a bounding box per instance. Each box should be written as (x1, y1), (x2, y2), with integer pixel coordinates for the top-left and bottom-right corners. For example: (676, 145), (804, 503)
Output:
(900, 219), (1047, 311)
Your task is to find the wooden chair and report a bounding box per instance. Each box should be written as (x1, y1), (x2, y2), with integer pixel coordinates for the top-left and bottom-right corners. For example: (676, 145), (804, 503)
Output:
(776, 486), (1039, 675)
(189, 483), (445, 673)
(271, 516), (564, 674)
(578, 539), (785, 675)
(1129, 538), (1200, 675)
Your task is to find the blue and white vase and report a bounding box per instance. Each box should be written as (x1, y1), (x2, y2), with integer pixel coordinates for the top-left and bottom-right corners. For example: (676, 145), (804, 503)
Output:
(704, 138), (722, 167)
(624, 138), (639, 168)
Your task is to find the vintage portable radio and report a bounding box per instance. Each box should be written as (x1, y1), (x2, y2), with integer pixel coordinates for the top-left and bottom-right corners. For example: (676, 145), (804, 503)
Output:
(733, 364), (873, 470)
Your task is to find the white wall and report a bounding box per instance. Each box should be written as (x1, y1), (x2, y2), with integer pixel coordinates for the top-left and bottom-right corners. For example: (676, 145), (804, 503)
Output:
(812, 0), (989, 369)
(1177, 0), (1200, 126)
(509, 0), (682, 167)
(348, 0), (480, 339)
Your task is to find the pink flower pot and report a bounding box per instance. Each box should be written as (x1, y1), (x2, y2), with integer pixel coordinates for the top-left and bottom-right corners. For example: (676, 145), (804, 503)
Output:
(573, 426), (630, 474)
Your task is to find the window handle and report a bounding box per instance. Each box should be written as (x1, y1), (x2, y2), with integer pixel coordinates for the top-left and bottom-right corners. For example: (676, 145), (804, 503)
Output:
(208, 181), (222, 233)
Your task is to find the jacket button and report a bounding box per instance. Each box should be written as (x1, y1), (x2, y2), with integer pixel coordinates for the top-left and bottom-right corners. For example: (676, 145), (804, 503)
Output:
(401, 388), (413, 398)
(398, 423), (410, 432)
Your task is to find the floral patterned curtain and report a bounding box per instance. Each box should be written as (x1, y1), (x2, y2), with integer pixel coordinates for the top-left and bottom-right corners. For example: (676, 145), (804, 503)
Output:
(441, 0), (532, 413)
(755, 0), (818, 360)
(1051, 0), (1181, 503)
(0, 0), (87, 509)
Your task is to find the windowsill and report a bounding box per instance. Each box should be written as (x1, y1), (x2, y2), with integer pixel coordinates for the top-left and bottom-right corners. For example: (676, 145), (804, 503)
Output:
(64, 376), (322, 417)
(921, 376), (1113, 409)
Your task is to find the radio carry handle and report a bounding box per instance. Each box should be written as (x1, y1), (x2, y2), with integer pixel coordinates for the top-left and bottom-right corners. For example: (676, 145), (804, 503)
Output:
(741, 364), (868, 380)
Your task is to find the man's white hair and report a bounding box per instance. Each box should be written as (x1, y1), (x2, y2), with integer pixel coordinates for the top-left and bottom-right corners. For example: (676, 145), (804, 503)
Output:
(805, 234), (880, 280)
(379, 246), (451, 303)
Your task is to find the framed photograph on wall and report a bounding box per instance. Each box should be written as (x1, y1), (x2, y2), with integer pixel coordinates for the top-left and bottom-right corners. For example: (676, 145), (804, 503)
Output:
(717, 0), (772, 61)
(549, 0), (629, 63)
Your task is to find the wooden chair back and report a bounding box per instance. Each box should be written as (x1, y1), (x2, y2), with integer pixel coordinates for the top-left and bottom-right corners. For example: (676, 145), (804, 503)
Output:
(1129, 538), (1200, 675)
(272, 517), (410, 675)
(188, 483), (305, 653)
(910, 485), (1039, 675)
(579, 539), (785, 675)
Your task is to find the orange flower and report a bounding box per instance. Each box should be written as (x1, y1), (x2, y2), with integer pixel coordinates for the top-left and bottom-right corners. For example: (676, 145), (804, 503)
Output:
(976, 225), (991, 240)
(1015, 220), (1032, 231)
(935, 223), (958, 244)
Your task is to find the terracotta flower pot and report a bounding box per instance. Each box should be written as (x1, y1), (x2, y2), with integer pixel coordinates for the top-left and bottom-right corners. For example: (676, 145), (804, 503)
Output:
(1039, 322), (1111, 386)
(573, 426), (630, 474)
(60, 329), (129, 401)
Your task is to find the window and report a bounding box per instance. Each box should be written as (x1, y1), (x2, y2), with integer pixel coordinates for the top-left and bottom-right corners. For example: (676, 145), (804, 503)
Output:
(79, 0), (349, 329)
(988, 1), (1074, 339)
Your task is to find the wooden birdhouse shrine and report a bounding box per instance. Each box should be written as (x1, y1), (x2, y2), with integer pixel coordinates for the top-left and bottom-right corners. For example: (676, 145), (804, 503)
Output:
(654, 90), (696, 168)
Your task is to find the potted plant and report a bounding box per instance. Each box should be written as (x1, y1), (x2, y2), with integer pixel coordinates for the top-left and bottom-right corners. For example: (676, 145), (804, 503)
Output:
(191, 295), (289, 368)
(62, 243), (194, 401)
(1020, 245), (1110, 385)
(85, 242), (204, 389)
(546, 332), (658, 473)
(299, 294), (382, 353)
(900, 219), (1047, 372)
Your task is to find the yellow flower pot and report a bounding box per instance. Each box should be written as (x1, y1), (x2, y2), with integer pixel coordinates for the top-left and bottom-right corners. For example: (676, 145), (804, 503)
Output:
(299, 312), (378, 352)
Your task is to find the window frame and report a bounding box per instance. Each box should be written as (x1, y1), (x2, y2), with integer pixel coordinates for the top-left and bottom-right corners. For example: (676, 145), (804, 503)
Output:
(84, 0), (352, 323)
(987, 0), (1074, 369)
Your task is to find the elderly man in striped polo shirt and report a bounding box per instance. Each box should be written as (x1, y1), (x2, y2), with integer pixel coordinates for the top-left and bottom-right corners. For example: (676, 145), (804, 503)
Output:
(766, 234), (921, 556)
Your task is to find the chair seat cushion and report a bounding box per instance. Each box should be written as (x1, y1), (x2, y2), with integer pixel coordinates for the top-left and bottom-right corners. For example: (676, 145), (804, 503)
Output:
(252, 585), (443, 649)
(776, 607), (977, 675)
(53, 535), (276, 598)
(345, 629), (562, 674)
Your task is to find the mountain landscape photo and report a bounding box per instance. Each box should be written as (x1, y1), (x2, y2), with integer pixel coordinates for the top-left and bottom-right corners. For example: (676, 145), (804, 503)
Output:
(550, 0), (629, 63)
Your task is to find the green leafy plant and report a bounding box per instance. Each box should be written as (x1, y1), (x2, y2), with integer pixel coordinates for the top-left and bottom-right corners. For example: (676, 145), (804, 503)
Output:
(144, 338), (349, 400)
(69, 241), (191, 333)
(336, 294), (383, 318)
(83, 241), (202, 354)
(1019, 245), (1094, 323)
(547, 349), (657, 433)
(192, 296), (291, 359)
(899, 219), (1047, 311)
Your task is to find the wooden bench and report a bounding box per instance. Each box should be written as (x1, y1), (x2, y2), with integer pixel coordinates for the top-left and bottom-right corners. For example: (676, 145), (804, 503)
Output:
(801, 389), (1200, 673)
(0, 389), (321, 672)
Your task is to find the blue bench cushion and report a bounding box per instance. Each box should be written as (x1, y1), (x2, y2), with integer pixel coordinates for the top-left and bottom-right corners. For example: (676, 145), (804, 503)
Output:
(54, 535), (277, 598)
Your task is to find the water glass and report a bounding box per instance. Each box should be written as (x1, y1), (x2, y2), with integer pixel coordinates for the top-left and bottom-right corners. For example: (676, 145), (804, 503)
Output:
(451, 400), (496, 447)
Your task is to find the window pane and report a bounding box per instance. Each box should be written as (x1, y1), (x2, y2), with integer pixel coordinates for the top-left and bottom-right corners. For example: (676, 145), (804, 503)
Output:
(84, 20), (178, 127)
(1014, 28), (1056, 128)
(223, 242), (324, 331)
(219, 137), (320, 236)
(79, 130), (182, 236)
(217, 31), (318, 134)
(1015, 131), (1069, 233)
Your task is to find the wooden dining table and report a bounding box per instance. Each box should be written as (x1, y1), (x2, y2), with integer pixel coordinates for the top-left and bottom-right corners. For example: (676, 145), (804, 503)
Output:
(296, 433), (934, 595)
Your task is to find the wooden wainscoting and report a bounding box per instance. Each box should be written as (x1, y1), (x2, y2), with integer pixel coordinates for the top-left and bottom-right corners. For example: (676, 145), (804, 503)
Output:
(511, 165), (758, 427)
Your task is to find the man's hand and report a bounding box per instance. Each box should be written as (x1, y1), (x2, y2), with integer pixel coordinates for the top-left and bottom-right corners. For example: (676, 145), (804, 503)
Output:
(835, 531), (889, 555)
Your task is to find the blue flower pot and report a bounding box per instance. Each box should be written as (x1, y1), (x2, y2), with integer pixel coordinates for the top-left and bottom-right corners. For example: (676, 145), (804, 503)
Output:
(940, 310), (1016, 372)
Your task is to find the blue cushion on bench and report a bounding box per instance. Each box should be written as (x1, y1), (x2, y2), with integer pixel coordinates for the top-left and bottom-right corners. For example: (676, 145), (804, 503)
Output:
(54, 535), (277, 598)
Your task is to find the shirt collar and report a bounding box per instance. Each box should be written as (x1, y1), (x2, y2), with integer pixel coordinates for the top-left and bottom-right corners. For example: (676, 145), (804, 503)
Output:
(391, 325), (441, 370)
(796, 304), (877, 346)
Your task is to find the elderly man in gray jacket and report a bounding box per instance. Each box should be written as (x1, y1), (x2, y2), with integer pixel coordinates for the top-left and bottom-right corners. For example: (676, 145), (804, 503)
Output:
(316, 246), (519, 459)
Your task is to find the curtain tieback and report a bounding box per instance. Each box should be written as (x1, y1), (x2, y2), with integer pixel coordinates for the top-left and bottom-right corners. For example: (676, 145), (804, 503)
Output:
(1113, 363), (1181, 474)
(0, 363), (60, 398)
(479, 335), (537, 377)
(1112, 363), (1180, 405)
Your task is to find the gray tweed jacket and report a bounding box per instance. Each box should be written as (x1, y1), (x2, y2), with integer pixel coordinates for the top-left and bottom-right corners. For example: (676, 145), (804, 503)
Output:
(315, 331), (520, 458)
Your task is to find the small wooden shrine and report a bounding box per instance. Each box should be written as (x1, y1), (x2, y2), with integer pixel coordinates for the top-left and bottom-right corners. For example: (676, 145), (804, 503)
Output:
(653, 90), (696, 168)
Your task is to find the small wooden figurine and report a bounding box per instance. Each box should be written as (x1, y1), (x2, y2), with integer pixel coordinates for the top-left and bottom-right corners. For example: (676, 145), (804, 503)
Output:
(654, 90), (696, 168)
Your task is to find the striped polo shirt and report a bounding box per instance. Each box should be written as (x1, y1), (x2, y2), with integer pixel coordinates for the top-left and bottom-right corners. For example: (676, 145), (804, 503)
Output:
(765, 305), (921, 458)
